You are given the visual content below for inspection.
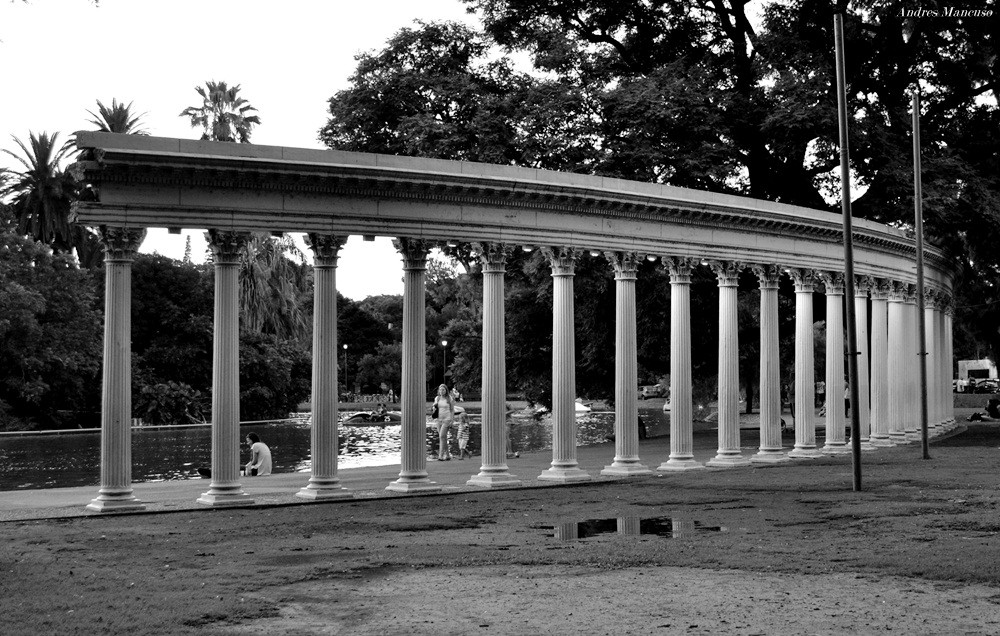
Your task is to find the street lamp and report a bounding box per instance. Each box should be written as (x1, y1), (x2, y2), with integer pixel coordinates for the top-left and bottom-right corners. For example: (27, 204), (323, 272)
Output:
(441, 339), (448, 386)
(342, 343), (349, 396)
(903, 22), (931, 459)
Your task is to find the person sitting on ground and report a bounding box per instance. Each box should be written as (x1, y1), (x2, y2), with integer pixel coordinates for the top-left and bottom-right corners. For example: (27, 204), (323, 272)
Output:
(244, 433), (272, 476)
(968, 398), (1000, 422)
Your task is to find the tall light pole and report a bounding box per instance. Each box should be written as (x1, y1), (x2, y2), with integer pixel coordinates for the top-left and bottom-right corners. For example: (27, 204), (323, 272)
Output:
(903, 23), (931, 460)
(441, 339), (448, 386)
(833, 4), (863, 491)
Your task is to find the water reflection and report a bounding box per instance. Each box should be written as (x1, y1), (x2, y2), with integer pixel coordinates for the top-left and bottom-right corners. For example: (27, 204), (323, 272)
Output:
(546, 515), (727, 541)
(0, 406), (672, 491)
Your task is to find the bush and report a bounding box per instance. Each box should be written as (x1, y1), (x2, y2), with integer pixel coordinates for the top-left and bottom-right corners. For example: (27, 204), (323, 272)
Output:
(137, 381), (206, 425)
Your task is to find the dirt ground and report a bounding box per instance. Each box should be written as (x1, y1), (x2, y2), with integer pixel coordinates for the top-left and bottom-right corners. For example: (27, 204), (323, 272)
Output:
(4, 424), (1000, 635)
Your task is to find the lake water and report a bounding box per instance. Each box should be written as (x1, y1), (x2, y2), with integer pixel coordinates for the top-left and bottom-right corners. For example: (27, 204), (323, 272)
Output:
(0, 407), (673, 491)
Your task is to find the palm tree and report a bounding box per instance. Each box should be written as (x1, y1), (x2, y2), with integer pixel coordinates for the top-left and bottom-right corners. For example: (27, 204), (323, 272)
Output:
(179, 80), (261, 143)
(1, 131), (76, 251)
(87, 99), (149, 135)
(240, 233), (311, 341)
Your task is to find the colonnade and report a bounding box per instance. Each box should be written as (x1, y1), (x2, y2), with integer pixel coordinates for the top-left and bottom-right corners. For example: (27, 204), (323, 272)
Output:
(85, 231), (956, 512)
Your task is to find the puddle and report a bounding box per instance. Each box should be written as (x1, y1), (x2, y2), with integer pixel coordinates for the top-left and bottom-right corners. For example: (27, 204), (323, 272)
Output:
(539, 516), (727, 541)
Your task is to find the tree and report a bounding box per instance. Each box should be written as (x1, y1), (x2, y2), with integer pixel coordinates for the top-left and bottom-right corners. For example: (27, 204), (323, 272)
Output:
(1, 131), (76, 252)
(239, 233), (311, 342)
(86, 98), (148, 135)
(179, 80), (261, 143)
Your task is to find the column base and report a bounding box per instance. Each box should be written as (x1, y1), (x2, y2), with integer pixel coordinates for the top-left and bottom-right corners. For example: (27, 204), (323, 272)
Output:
(197, 490), (253, 507)
(467, 472), (522, 488)
(849, 440), (878, 451)
(537, 466), (593, 482)
(296, 480), (353, 501)
(787, 446), (822, 458)
(385, 478), (441, 493)
(869, 435), (894, 447)
(904, 431), (921, 441)
(86, 489), (145, 513)
(706, 454), (751, 468)
(657, 457), (706, 471)
(888, 433), (911, 444)
(751, 450), (790, 464)
(821, 443), (851, 455)
(600, 462), (653, 477)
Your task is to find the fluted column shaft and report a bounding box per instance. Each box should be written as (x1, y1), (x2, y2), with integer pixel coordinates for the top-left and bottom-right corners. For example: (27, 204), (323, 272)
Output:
(869, 280), (892, 445)
(944, 304), (955, 423)
(198, 230), (252, 506)
(297, 234), (351, 500)
(538, 247), (591, 482)
(822, 273), (849, 454)
(602, 252), (651, 476)
(789, 269), (820, 457)
(887, 283), (909, 443)
(936, 299), (947, 425)
(468, 243), (520, 487)
(387, 239), (440, 492)
(707, 261), (749, 467)
(923, 293), (938, 432)
(88, 227), (146, 512)
(903, 288), (920, 440)
(854, 277), (874, 446)
(752, 265), (787, 463)
(660, 258), (703, 470)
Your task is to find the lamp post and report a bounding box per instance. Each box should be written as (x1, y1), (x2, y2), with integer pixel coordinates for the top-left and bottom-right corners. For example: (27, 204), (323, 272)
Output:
(833, 4), (863, 491)
(342, 343), (349, 397)
(903, 22), (931, 460)
(441, 339), (448, 386)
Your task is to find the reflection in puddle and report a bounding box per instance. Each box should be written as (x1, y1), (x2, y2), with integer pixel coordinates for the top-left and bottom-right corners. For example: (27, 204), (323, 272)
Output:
(544, 516), (727, 541)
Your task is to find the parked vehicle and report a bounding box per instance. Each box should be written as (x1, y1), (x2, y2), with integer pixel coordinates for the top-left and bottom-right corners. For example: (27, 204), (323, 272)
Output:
(973, 378), (1000, 394)
(639, 385), (665, 399)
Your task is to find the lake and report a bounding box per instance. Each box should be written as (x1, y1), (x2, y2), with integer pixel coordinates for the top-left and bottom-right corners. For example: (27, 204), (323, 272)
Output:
(0, 407), (673, 491)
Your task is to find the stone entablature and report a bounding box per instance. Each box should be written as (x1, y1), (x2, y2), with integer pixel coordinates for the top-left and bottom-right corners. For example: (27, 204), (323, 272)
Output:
(70, 132), (954, 293)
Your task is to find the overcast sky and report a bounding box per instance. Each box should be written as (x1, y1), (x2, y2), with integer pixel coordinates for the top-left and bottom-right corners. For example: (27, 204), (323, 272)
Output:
(0, 0), (478, 299)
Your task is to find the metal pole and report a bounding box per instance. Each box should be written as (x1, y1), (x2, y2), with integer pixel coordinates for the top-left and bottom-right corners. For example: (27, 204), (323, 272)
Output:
(913, 92), (930, 459)
(834, 10), (863, 491)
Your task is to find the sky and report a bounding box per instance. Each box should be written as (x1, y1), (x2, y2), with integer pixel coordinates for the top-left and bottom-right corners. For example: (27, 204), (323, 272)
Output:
(0, 0), (478, 299)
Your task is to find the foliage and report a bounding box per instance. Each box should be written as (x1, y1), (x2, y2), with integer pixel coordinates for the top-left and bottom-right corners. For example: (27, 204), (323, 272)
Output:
(238, 331), (312, 420)
(86, 98), (148, 135)
(239, 233), (311, 342)
(179, 80), (261, 143)
(0, 212), (102, 430)
(0, 131), (77, 252)
(137, 381), (205, 426)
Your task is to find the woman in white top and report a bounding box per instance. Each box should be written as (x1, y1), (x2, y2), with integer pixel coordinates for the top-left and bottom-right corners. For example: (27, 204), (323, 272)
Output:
(245, 432), (272, 476)
(433, 384), (455, 460)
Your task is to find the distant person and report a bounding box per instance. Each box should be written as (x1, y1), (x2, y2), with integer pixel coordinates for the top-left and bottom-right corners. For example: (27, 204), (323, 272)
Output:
(505, 403), (519, 459)
(637, 415), (647, 440)
(456, 411), (472, 459)
(432, 384), (455, 461)
(967, 398), (1000, 422)
(244, 432), (272, 476)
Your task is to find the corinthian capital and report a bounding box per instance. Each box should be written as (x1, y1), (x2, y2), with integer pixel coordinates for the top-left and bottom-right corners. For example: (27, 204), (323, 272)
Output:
(751, 263), (781, 289)
(604, 251), (640, 280)
(392, 237), (432, 271)
(541, 246), (580, 276)
(472, 242), (512, 274)
(709, 260), (742, 287)
(820, 271), (845, 294)
(206, 229), (251, 265)
(788, 268), (816, 293)
(662, 256), (695, 284)
(305, 233), (347, 267)
(99, 226), (146, 262)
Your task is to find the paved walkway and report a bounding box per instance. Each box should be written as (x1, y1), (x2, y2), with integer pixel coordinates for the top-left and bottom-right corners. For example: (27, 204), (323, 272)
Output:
(0, 415), (971, 522)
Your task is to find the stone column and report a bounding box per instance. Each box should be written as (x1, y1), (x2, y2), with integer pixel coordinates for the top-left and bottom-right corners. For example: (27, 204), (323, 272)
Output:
(936, 295), (948, 427)
(903, 285), (921, 441)
(886, 281), (910, 444)
(944, 300), (955, 424)
(752, 264), (788, 463)
(869, 279), (893, 446)
(923, 290), (938, 434)
(659, 257), (704, 471)
(386, 238), (440, 492)
(707, 261), (749, 467)
(821, 272), (849, 454)
(788, 269), (821, 458)
(468, 243), (521, 487)
(538, 247), (592, 482)
(853, 276), (875, 449)
(602, 251), (652, 476)
(198, 230), (253, 507)
(297, 234), (352, 500)
(87, 227), (146, 513)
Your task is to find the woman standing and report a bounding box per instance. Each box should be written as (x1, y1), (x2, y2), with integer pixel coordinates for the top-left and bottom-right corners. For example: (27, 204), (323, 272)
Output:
(433, 384), (455, 460)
